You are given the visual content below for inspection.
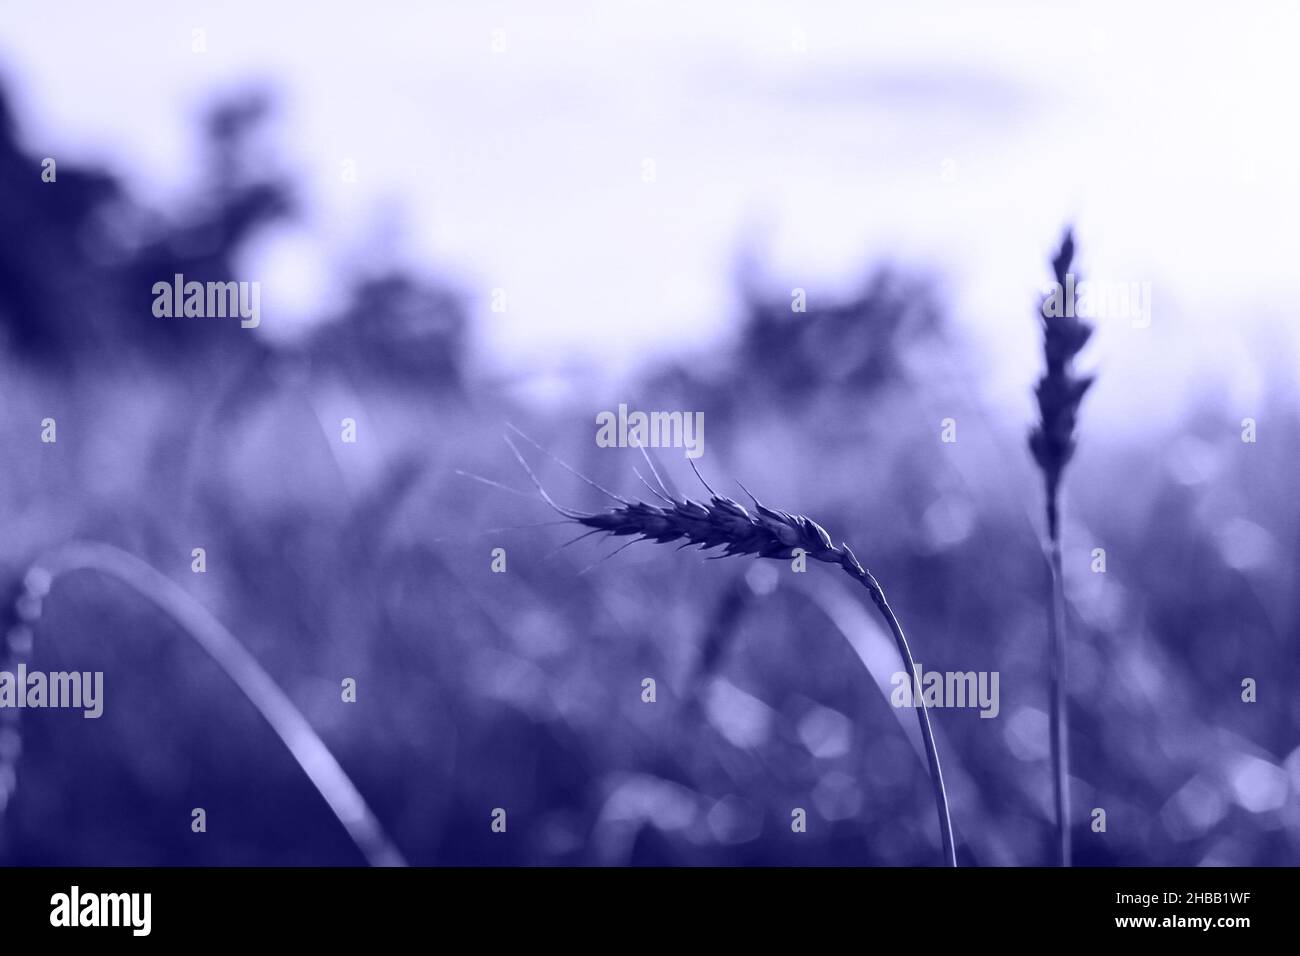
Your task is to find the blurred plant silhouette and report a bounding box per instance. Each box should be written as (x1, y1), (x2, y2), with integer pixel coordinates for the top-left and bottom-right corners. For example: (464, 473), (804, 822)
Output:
(1029, 227), (1094, 867)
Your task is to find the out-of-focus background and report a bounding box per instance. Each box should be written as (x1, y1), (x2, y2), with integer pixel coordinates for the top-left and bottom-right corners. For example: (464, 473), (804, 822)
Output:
(0, 1), (1297, 866)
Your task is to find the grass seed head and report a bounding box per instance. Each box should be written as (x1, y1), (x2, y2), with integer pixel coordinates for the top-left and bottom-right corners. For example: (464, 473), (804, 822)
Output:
(1029, 227), (1095, 534)
(504, 430), (869, 579)
(575, 486), (848, 566)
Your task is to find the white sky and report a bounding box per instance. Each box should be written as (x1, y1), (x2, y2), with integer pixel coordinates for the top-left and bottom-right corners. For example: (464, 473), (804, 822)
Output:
(1, 0), (1297, 430)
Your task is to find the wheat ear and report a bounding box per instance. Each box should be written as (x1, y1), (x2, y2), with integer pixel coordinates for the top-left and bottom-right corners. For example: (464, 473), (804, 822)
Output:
(508, 432), (957, 866)
(1028, 228), (1094, 867)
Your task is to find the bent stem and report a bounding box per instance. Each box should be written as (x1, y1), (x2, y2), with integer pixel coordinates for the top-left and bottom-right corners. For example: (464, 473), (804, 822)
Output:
(1046, 500), (1071, 867)
(20, 541), (407, 868)
(843, 561), (957, 867)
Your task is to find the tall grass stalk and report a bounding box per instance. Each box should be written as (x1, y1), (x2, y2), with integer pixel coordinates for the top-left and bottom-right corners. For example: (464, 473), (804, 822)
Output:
(509, 432), (957, 866)
(1047, 527), (1069, 867)
(1028, 228), (1094, 867)
(13, 541), (407, 867)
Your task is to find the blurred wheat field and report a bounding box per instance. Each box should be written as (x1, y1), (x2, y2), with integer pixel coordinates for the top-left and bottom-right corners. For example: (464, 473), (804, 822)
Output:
(0, 50), (1297, 868)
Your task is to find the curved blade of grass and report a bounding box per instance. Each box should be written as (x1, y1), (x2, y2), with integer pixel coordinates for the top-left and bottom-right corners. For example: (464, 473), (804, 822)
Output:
(24, 541), (407, 868)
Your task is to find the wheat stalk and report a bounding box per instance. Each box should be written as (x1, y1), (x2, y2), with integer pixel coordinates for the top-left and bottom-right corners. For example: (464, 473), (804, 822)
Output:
(507, 430), (957, 866)
(1028, 227), (1094, 867)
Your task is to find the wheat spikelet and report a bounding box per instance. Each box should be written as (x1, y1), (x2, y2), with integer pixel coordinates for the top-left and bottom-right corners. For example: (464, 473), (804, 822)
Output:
(507, 430), (870, 580)
(507, 429), (957, 866)
(574, 474), (857, 568)
(1029, 227), (1094, 538)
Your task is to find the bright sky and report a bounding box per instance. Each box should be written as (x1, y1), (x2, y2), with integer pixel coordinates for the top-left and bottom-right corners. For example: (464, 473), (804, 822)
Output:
(1, 1), (1297, 429)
